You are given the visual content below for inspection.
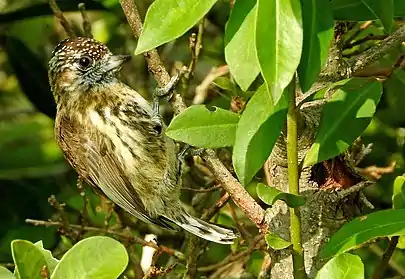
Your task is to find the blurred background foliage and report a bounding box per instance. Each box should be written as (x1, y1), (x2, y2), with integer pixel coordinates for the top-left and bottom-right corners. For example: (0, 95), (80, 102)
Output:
(0, 0), (405, 278)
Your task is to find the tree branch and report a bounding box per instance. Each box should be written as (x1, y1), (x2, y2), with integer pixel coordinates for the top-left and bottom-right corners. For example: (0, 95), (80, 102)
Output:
(25, 219), (186, 261)
(118, 0), (266, 231)
(372, 236), (399, 279)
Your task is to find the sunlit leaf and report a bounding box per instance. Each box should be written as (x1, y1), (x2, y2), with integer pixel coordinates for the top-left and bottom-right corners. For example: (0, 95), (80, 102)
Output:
(135, 0), (217, 54)
(321, 209), (405, 258)
(298, 0), (334, 92)
(393, 175), (405, 209)
(34, 241), (59, 275)
(11, 240), (47, 279)
(233, 85), (288, 186)
(166, 105), (240, 148)
(316, 253), (364, 279)
(255, 0), (303, 105)
(256, 183), (306, 208)
(51, 236), (128, 279)
(225, 0), (260, 91)
(265, 233), (292, 250)
(0, 266), (15, 279)
(303, 78), (383, 167)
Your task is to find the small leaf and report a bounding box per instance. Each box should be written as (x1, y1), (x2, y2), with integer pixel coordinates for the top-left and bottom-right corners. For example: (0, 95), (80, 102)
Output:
(135, 0), (217, 54)
(225, 0), (260, 91)
(34, 241), (59, 275)
(265, 233), (292, 250)
(11, 240), (48, 279)
(303, 78), (383, 167)
(233, 85), (288, 186)
(256, 0), (303, 105)
(51, 236), (128, 279)
(301, 78), (351, 104)
(321, 209), (405, 258)
(213, 77), (234, 92)
(298, 0), (334, 92)
(393, 175), (405, 209)
(316, 253), (364, 279)
(256, 183), (306, 208)
(397, 236), (405, 249)
(0, 266), (15, 279)
(166, 105), (240, 148)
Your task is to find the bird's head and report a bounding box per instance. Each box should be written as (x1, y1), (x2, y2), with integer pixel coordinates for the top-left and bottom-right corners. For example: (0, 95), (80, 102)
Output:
(48, 37), (131, 105)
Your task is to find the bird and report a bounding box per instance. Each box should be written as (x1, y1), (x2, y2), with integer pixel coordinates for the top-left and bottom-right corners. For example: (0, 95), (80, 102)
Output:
(48, 37), (238, 244)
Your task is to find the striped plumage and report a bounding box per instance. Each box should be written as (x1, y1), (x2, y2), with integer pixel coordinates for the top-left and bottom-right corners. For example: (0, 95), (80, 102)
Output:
(48, 37), (238, 244)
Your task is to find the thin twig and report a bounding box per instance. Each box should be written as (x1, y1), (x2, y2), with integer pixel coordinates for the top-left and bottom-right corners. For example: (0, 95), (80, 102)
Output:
(48, 0), (75, 37)
(345, 35), (387, 49)
(197, 234), (265, 272)
(48, 195), (75, 239)
(372, 236), (400, 279)
(118, 0), (266, 232)
(258, 253), (272, 279)
(193, 65), (229, 105)
(25, 219), (186, 261)
(182, 184), (221, 193)
(77, 177), (89, 239)
(78, 3), (93, 38)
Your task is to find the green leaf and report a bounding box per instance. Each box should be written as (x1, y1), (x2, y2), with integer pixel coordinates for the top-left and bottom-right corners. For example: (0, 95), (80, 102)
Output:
(361, 0), (394, 33)
(298, 0), (334, 92)
(0, 266), (15, 279)
(34, 241), (59, 275)
(11, 240), (48, 279)
(256, 183), (306, 208)
(331, 0), (403, 21)
(233, 85), (288, 186)
(255, 0), (303, 105)
(51, 236), (128, 279)
(393, 176), (405, 209)
(300, 78), (351, 104)
(321, 209), (405, 258)
(316, 253), (364, 279)
(166, 105), (240, 148)
(225, 0), (260, 91)
(265, 233), (292, 250)
(135, 0), (217, 54)
(303, 78), (383, 167)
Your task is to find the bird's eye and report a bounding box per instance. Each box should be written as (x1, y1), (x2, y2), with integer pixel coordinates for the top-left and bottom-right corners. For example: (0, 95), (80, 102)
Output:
(78, 56), (93, 70)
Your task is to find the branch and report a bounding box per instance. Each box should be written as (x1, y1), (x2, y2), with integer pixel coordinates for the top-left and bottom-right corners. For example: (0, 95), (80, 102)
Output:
(48, 0), (75, 38)
(78, 2), (93, 38)
(118, 0), (266, 231)
(372, 236), (399, 279)
(349, 25), (405, 75)
(25, 219), (186, 261)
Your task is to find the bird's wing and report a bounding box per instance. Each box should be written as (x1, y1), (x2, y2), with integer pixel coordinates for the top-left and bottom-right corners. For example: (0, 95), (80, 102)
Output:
(56, 115), (172, 228)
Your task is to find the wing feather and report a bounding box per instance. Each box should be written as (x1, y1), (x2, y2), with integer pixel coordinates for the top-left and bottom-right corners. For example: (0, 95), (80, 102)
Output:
(56, 115), (171, 228)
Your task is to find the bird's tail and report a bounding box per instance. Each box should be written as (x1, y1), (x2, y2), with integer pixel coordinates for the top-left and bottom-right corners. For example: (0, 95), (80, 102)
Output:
(166, 213), (239, 244)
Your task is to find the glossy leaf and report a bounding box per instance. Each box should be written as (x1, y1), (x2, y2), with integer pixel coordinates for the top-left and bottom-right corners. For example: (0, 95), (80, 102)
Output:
(303, 78), (383, 167)
(233, 85), (288, 186)
(166, 105), (240, 148)
(265, 233), (292, 250)
(135, 0), (217, 54)
(255, 0), (303, 105)
(316, 253), (364, 279)
(331, 0), (404, 21)
(298, 0), (334, 92)
(393, 176), (405, 209)
(225, 0), (260, 91)
(11, 240), (47, 279)
(51, 236), (128, 279)
(321, 209), (405, 258)
(256, 183), (306, 208)
(34, 241), (59, 275)
(0, 266), (15, 279)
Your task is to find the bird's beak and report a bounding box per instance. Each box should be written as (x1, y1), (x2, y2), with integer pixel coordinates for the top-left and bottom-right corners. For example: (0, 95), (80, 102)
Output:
(103, 55), (132, 72)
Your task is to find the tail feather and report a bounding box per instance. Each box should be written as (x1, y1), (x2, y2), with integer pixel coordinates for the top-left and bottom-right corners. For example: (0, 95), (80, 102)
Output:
(167, 214), (239, 244)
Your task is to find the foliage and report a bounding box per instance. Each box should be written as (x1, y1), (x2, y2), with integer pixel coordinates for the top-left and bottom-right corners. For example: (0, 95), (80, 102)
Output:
(1, 0), (405, 278)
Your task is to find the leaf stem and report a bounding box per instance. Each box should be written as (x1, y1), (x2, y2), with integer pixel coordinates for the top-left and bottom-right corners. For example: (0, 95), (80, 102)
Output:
(286, 78), (307, 279)
(372, 236), (399, 279)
